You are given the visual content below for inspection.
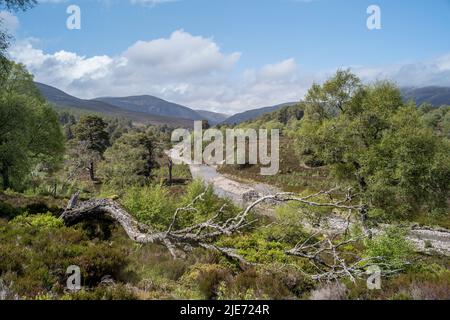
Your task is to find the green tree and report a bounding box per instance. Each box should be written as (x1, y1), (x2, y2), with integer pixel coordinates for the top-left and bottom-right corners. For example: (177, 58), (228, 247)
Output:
(421, 105), (450, 139)
(0, 62), (64, 189)
(295, 70), (450, 219)
(99, 130), (158, 190)
(73, 115), (109, 181)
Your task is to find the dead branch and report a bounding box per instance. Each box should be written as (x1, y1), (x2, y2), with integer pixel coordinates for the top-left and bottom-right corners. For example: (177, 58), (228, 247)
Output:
(60, 187), (374, 276)
(286, 234), (365, 282)
(60, 190), (263, 266)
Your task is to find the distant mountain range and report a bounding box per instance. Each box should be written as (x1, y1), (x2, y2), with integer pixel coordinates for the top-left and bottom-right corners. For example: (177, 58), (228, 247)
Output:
(36, 82), (450, 128)
(195, 110), (229, 124)
(35, 83), (195, 127)
(224, 86), (450, 125)
(94, 96), (204, 121)
(401, 86), (450, 107)
(36, 83), (227, 126)
(222, 102), (298, 125)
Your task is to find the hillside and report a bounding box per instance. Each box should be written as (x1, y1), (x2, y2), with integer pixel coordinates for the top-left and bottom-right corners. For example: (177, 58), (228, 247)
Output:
(238, 103), (304, 130)
(36, 83), (194, 127)
(95, 96), (203, 121)
(222, 102), (297, 125)
(401, 86), (450, 106)
(194, 109), (229, 124)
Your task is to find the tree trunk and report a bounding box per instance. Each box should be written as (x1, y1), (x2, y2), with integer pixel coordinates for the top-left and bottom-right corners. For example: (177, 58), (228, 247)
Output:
(89, 161), (95, 181)
(52, 180), (57, 198)
(168, 159), (173, 184)
(1, 166), (9, 189)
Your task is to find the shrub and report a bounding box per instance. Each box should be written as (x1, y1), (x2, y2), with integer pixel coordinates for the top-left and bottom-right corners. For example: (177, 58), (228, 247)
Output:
(179, 180), (238, 226)
(0, 201), (22, 219)
(217, 233), (290, 264)
(363, 226), (413, 270)
(11, 213), (63, 229)
(217, 265), (314, 300)
(122, 184), (176, 230)
(180, 264), (232, 299)
(0, 218), (131, 298)
(73, 242), (130, 286)
(260, 203), (308, 245)
(122, 180), (239, 231)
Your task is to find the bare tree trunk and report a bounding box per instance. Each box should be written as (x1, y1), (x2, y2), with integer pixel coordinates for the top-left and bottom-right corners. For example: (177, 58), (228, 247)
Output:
(88, 160), (95, 181)
(60, 189), (406, 281)
(168, 159), (173, 184)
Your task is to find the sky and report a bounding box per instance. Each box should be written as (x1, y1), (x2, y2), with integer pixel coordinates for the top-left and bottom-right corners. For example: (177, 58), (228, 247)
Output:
(1, 0), (450, 113)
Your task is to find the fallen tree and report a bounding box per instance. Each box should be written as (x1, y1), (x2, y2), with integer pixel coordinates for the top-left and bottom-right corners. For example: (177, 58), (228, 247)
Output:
(61, 191), (260, 263)
(60, 189), (394, 281)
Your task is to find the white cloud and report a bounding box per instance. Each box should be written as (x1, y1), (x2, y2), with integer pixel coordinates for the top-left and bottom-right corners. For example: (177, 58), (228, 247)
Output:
(9, 39), (115, 91)
(349, 54), (450, 88)
(8, 28), (450, 113)
(0, 11), (19, 33)
(122, 30), (240, 79)
(258, 58), (298, 82)
(10, 30), (257, 112)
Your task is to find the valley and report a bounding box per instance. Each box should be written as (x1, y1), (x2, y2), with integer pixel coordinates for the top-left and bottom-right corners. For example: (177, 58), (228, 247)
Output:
(1, 60), (449, 302)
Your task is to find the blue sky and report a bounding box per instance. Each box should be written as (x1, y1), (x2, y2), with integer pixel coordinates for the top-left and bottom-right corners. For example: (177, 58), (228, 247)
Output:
(2, 0), (450, 112)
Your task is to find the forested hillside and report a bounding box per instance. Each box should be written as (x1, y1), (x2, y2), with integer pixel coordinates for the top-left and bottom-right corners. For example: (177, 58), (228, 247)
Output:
(222, 102), (298, 125)
(36, 83), (195, 127)
(402, 86), (450, 107)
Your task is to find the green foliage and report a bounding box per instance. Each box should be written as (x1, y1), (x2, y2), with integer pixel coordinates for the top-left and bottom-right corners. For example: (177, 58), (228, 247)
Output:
(218, 136), (331, 193)
(0, 62), (65, 190)
(122, 184), (176, 230)
(362, 107), (450, 217)
(294, 70), (450, 218)
(363, 226), (413, 270)
(107, 117), (133, 144)
(121, 180), (238, 231)
(343, 257), (450, 300)
(216, 265), (315, 300)
(217, 233), (290, 264)
(73, 115), (109, 154)
(0, 217), (130, 298)
(421, 105), (450, 138)
(99, 130), (159, 190)
(236, 104), (304, 133)
(180, 263), (231, 299)
(72, 114), (109, 181)
(11, 212), (63, 229)
(179, 180), (238, 225)
(259, 203), (308, 245)
(153, 163), (191, 182)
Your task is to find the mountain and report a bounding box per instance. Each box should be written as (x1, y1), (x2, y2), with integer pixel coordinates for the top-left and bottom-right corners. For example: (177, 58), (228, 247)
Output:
(222, 86), (450, 125)
(194, 110), (229, 125)
(401, 86), (450, 107)
(94, 96), (203, 121)
(222, 102), (298, 125)
(36, 83), (194, 127)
